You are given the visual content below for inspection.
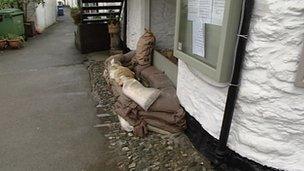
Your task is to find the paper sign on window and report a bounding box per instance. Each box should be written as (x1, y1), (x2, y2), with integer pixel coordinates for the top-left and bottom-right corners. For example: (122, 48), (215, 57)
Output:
(188, 0), (225, 58)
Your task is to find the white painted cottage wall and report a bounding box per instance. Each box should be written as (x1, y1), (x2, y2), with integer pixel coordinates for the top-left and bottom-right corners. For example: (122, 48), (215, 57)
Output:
(35, 0), (57, 32)
(177, 0), (304, 170)
(126, 0), (147, 50)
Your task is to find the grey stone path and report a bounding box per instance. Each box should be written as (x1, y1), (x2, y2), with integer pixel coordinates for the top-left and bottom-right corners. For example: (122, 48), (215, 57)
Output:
(0, 11), (116, 171)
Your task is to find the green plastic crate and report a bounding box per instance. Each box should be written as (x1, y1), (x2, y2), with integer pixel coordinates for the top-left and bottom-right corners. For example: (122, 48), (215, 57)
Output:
(0, 8), (25, 37)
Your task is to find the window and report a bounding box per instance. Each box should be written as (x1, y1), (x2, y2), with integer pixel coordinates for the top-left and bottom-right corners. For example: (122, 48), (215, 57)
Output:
(174, 0), (243, 83)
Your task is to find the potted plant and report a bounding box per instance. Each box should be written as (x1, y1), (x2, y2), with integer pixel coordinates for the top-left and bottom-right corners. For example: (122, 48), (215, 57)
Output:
(108, 18), (123, 55)
(0, 35), (7, 50)
(70, 7), (81, 25)
(7, 34), (24, 49)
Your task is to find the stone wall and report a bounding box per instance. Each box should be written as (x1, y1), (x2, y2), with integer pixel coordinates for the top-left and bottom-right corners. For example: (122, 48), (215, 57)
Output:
(177, 0), (304, 170)
(26, 1), (36, 21)
(35, 0), (57, 32)
(150, 0), (176, 50)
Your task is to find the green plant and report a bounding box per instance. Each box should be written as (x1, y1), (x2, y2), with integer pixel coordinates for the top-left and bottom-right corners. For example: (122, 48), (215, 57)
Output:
(0, 0), (45, 22)
(70, 7), (81, 25)
(70, 7), (79, 14)
(0, 0), (18, 9)
(6, 34), (24, 41)
(0, 35), (6, 40)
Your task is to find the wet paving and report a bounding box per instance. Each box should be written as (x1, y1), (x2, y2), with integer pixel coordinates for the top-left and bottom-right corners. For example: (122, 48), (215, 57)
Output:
(0, 10), (117, 171)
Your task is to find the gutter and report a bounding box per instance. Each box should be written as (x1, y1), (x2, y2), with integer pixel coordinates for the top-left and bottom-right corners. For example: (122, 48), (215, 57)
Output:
(215, 0), (255, 163)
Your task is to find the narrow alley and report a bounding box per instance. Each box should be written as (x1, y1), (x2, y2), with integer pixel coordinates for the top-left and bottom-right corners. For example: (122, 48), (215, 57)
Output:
(0, 12), (115, 171)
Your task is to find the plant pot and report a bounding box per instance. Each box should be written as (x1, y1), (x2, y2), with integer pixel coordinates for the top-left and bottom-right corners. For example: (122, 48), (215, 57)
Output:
(0, 40), (7, 50)
(8, 39), (23, 49)
(71, 11), (81, 25)
(108, 23), (120, 34)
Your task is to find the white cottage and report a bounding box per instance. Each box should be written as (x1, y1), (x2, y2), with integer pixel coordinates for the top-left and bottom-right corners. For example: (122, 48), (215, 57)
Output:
(35, 0), (57, 32)
(27, 0), (57, 32)
(124, 0), (304, 170)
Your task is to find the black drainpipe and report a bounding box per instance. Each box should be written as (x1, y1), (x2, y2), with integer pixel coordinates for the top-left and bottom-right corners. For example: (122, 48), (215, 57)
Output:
(215, 0), (255, 161)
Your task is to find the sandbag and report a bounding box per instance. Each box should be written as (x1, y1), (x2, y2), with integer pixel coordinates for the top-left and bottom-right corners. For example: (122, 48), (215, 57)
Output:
(105, 54), (123, 68)
(110, 80), (123, 97)
(143, 118), (185, 133)
(139, 109), (186, 128)
(134, 29), (155, 66)
(109, 61), (135, 85)
(104, 55), (123, 84)
(140, 66), (173, 89)
(123, 50), (136, 64)
(121, 76), (160, 111)
(149, 87), (181, 113)
(118, 115), (134, 132)
(134, 64), (152, 79)
(114, 93), (141, 121)
(133, 120), (148, 137)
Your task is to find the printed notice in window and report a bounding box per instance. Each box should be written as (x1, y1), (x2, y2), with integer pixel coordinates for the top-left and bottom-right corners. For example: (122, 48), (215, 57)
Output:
(188, 0), (225, 25)
(211, 0), (225, 26)
(187, 0), (225, 58)
(198, 0), (213, 23)
(188, 0), (198, 21)
(192, 20), (205, 57)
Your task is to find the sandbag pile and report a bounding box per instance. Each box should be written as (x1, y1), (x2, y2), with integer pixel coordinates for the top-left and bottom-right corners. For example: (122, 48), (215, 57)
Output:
(133, 29), (156, 66)
(104, 30), (186, 137)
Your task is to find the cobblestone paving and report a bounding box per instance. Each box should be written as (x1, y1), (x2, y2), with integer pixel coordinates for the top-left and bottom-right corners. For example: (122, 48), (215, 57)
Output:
(86, 56), (214, 171)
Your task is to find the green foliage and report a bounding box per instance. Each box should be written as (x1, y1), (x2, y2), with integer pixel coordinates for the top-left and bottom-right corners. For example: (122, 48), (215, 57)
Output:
(0, 35), (6, 40)
(70, 6), (81, 25)
(70, 6), (79, 14)
(5, 33), (24, 41)
(0, 0), (18, 9)
(0, 0), (45, 10)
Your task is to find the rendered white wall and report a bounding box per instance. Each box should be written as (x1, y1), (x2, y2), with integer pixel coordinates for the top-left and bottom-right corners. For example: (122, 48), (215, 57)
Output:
(126, 0), (141, 50)
(177, 0), (304, 170)
(35, 0), (57, 32)
(126, 0), (146, 50)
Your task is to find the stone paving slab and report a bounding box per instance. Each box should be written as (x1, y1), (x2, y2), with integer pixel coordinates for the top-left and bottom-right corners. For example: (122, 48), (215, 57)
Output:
(0, 9), (117, 171)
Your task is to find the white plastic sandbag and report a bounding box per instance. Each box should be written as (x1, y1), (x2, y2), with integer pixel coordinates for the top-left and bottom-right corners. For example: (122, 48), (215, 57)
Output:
(108, 60), (135, 85)
(121, 76), (161, 111)
(118, 115), (133, 132)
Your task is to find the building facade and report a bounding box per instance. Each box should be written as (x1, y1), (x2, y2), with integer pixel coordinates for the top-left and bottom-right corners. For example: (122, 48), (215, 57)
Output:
(125, 0), (304, 170)
(27, 0), (57, 32)
(35, 0), (57, 32)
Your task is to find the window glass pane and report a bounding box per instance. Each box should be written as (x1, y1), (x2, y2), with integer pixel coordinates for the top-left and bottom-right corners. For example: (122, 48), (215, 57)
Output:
(177, 0), (225, 69)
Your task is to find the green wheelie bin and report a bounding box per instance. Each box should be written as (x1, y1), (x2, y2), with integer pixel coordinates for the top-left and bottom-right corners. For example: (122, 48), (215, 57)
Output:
(0, 8), (25, 37)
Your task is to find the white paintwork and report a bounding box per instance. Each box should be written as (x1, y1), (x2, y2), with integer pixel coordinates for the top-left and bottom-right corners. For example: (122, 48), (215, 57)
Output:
(127, 0), (304, 169)
(177, 0), (304, 170)
(126, 0), (150, 50)
(35, 0), (57, 32)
